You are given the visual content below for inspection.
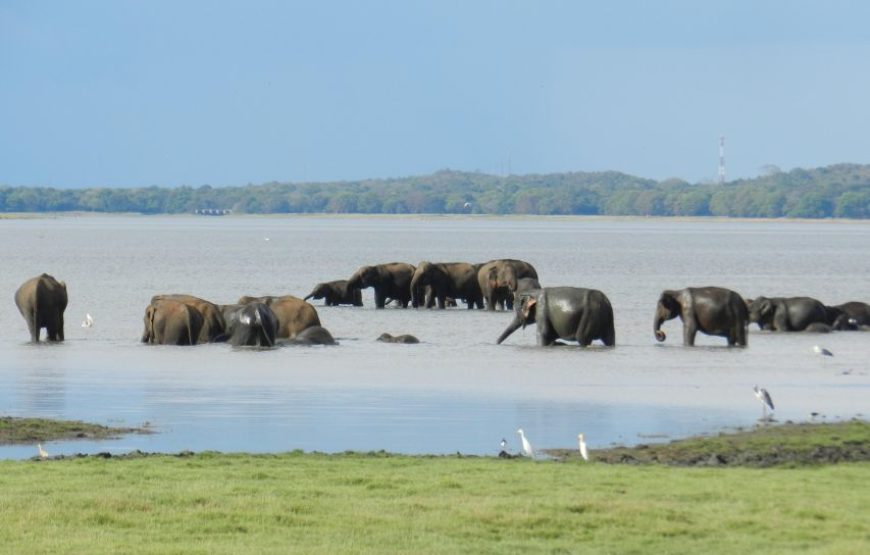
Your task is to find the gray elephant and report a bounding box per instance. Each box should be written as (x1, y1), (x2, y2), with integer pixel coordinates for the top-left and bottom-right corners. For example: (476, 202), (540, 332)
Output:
(151, 294), (225, 343)
(15, 273), (69, 342)
(303, 280), (363, 307)
(747, 296), (827, 331)
(142, 299), (203, 345)
(238, 295), (321, 339)
(220, 303), (278, 347)
(377, 332), (420, 344)
(825, 301), (870, 330)
(283, 325), (337, 345)
(654, 287), (748, 346)
(410, 261), (483, 309)
(477, 259), (539, 311)
(347, 262), (417, 308)
(497, 287), (615, 347)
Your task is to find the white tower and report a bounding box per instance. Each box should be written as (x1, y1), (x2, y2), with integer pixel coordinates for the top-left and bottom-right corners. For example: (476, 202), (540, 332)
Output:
(718, 136), (726, 185)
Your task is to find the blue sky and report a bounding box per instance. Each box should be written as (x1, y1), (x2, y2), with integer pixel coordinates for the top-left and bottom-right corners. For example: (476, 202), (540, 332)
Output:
(2, 1), (870, 188)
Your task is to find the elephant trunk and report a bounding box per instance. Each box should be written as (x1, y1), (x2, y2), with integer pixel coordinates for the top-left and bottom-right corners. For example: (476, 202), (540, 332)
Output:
(303, 292), (315, 301)
(653, 305), (668, 342)
(410, 272), (424, 308)
(497, 315), (525, 344)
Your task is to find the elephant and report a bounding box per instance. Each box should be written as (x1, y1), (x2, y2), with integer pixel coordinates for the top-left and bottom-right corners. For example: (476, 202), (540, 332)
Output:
(238, 295), (320, 339)
(477, 259), (539, 311)
(150, 294), (225, 343)
(377, 332), (420, 344)
(142, 299), (203, 345)
(303, 280), (363, 307)
(654, 287), (749, 346)
(283, 325), (337, 345)
(14, 273), (68, 342)
(220, 303), (278, 347)
(347, 262), (417, 309)
(497, 287), (615, 347)
(747, 296), (827, 331)
(804, 322), (833, 333)
(825, 301), (870, 330)
(410, 261), (483, 309)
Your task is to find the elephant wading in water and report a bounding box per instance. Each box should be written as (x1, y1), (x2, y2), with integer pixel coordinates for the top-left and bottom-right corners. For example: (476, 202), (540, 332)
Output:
(142, 299), (203, 345)
(347, 263), (416, 309)
(478, 259), (539, 311)
(220, 303), (278, 347)
(150, 294), (225, 343)
(410, 261), (483, 309)
(497, 287), (615, 347)
(15, 273), (68, 342)
(654, 287), (748, 346)
(238, 295), (320, 339)
(825, 301), (870, 330)
(747, 296), (827, 332)
(303, 280), (363, 307)
(284, 325), (337, 345)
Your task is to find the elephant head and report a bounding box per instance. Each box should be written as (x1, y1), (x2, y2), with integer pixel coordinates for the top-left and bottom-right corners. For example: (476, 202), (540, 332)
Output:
(653, 290), (681, 342)
(409, 262), (434, 305)
(348, 265), (378, 289)
(747, 296), (776, 329)
(303, 283), (329, 302)
(496, 291), (538, 344)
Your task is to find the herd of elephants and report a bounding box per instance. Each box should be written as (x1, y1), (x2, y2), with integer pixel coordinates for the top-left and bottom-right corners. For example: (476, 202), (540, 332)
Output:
(12, 257), (870, 348)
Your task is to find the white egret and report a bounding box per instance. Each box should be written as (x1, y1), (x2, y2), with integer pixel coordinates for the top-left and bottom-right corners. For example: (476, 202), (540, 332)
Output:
(813, 345), (833, 357)
(500, 438), (507, 451)
(81, 313), (94, 328)
(37, 444), (49, 460)
(577, 433), (589, 461)
(516, 428), (534, 458)
(754, 385), (775, 419)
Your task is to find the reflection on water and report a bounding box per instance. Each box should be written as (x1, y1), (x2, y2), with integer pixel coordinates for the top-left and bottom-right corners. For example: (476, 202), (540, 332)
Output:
(1, 216), (868, 459)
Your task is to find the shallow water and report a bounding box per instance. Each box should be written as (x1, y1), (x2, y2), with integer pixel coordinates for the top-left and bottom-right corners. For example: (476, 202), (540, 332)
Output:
(1, 215), (868, 459)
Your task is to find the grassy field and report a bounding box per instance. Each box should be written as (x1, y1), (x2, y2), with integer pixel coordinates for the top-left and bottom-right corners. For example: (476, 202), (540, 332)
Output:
(0, 423), (868, 554)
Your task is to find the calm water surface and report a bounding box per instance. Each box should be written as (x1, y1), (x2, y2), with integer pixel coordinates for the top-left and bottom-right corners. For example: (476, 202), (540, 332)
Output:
(1, 215), (868, 459)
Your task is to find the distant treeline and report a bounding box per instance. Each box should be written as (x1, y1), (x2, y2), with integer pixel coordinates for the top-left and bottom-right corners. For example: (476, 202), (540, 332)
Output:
(2, 163), (870, 218)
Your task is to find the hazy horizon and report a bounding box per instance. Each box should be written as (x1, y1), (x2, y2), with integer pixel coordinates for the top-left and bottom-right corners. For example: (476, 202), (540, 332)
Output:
(3, 1), (870, 189)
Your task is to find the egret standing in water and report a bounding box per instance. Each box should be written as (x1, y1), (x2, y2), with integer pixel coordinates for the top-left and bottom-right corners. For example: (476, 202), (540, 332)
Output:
(754, 385), (775, 420)
(577, 433), (589, 461)
(813, 345), (833, 357)
(81, 313), (94, 328)
(37, 444), (49, 459)
(516, 428), (534, 458)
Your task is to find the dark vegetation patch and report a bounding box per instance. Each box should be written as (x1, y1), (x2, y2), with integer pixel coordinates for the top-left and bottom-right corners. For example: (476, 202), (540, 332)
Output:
(543, 420), (870, 467)
(0, 416), (151, 444)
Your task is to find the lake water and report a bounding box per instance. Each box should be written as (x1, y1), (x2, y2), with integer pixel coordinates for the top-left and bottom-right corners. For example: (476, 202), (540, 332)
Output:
(1, 215), (868, 459)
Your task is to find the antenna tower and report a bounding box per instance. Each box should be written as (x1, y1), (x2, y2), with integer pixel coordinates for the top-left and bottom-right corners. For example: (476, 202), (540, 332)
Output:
(718, 136), (726, 184)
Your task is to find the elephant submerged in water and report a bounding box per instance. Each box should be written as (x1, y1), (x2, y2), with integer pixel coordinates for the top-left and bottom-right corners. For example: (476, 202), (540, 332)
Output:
(497, 287), (615, 347)
(220, 303), (278, 347)
(303, 280), (362, 307)
(825, 301), (870, 330)
(747, 296), (827, 332)
(238, 295), (320, 339)
(15, 273), (68, 342)
(142, 299), (203, 345)
(654, 287), (748, 346)
(150, 294), (226, 343)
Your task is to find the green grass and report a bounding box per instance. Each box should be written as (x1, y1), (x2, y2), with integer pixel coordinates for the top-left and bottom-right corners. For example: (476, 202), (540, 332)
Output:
(0, 417), (146, 444)
(1, 450), (869, 554)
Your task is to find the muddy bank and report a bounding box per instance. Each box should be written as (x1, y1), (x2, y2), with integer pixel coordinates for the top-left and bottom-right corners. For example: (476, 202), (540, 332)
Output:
(0, 417), (151, 444)
(543, 420), (870, 467)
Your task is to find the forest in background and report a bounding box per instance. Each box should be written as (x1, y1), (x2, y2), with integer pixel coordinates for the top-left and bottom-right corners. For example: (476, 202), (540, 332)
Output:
(2, 163), (870, 219)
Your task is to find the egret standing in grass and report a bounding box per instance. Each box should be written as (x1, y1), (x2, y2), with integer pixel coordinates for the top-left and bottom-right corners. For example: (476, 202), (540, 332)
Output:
(754, 385), (775, 420)
(37, 444), (49, 460)
(813, 345), (833, 357)
(517, 428), (534, 458)
(577, 433), (589, 461)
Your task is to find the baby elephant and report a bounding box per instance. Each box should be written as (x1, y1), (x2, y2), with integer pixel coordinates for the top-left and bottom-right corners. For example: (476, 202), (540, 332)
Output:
(284, 326), (338, 346)
(304, 280), (363, 307)
(377, 332), (420, 344)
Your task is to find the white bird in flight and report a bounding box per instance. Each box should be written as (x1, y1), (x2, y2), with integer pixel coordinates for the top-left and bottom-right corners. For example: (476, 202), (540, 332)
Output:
(577, 433), (589, 461)
(754, 385), (775, 419)
(516, 428), (534, 458)
(813, 345), (833, 357)
(37, 444), (49, 460)
(81, 313), (94, 328)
